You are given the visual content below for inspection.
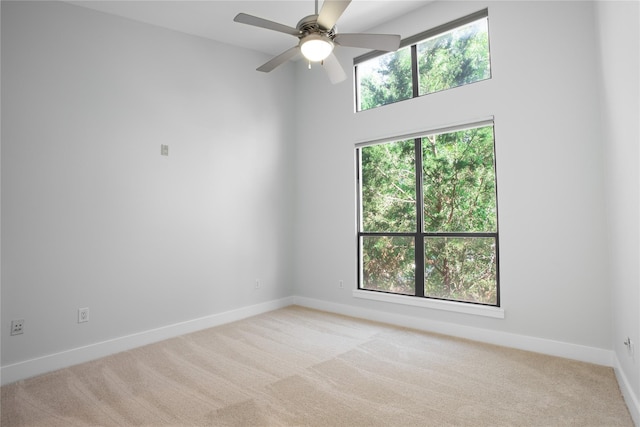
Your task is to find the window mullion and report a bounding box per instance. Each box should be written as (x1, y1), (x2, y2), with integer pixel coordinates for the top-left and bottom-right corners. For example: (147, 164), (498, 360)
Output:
(411, 45), (419, 98)
(412, 47), (422, 298)
(356, 149), (363, 290)
(414, 138), (424, 297)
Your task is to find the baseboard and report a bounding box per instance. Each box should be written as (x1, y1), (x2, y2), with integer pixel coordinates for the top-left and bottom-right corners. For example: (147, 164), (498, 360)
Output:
(0, 297), (294, 386)
(292, 296), (615, 367)
(613, 355), (640, 426)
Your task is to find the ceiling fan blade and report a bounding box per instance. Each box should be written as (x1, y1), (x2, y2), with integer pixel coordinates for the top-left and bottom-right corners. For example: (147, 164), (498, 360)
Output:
(257, 46), (300, 73)
(317, 0), (351, 31)
(234, 13), (300, 36)
(322, 52), (347, 84)
(334, 33), (401, 52)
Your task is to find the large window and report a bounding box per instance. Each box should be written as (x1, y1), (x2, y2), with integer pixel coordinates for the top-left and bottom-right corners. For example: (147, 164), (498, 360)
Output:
(356, 10), (491, 111)
(357, 122), (499, 306)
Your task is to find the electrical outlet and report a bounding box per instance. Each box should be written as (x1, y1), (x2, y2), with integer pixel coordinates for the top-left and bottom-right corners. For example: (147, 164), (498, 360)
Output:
(160, 144), (169, 156)
(10, 319), (24, 336)
(78, 308), (89, 323)
(339, 280), (344, 289)
(255, 280), (260, 289)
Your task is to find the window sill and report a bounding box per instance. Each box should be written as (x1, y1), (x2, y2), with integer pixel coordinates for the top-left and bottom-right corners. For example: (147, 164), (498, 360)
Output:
(352, 289), (505, 319)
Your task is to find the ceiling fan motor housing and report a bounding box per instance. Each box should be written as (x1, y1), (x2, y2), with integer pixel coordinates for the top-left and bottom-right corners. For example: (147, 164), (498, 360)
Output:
(297, 14), (336, 38)
(297, 14), (336, 62)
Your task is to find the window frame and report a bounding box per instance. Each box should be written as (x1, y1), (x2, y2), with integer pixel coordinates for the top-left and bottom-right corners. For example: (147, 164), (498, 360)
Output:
(354, 9), (490, 112)
(355, 119), (501, 308)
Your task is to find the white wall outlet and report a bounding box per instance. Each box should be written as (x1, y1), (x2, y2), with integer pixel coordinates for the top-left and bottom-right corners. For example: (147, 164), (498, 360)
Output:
(160, 144), (169, 156)
(255, 279), (260, 289)
(10, 319), (24, 336)
(78, 307), (89, 323)
(339, 280), (344, 289)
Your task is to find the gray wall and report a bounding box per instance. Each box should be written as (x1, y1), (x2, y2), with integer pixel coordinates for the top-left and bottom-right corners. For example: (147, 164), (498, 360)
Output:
(595, 0), (640, 404)
(1, 1), (296, 365)
(293, 0), (610, 348)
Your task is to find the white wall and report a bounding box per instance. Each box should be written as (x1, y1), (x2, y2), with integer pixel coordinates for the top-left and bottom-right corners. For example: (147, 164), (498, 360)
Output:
(293, 0), (612, 354)
(594, 0), (640, 412)
(1, 1), (295, 367)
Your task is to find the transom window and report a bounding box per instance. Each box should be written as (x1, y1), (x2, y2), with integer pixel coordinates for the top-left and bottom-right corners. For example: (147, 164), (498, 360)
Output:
(356, 121), (500, 306)
(355, 9), (491, 111)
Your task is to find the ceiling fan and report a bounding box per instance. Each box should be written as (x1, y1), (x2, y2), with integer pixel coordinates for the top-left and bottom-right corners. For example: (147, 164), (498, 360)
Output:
(233, 0), (401, 84)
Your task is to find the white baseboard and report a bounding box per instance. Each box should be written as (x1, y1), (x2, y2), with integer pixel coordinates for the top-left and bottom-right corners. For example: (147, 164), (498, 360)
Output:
(0, 297), (294, 386)
(292, 296), (614, 367)
(613, 355), (640, 426)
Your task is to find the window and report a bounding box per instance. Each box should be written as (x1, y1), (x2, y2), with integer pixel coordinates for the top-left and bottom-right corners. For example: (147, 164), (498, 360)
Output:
(356, 10), (491, 111)
(356, 121), (499, 306)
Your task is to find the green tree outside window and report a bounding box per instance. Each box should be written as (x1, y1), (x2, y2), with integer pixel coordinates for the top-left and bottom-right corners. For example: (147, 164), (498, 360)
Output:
(356, 16), (490, 111)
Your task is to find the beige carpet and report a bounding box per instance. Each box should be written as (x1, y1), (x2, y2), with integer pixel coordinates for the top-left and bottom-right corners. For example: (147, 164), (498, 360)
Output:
(1, 306), (633, 426)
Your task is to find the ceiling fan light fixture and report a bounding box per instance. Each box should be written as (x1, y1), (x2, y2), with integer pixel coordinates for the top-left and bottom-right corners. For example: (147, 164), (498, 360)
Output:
(300, 34), (334, 62)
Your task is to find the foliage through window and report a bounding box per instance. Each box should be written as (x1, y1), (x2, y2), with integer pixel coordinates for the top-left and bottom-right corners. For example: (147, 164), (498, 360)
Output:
(356, 10), (491, 111)
(357, 123), (499, 306)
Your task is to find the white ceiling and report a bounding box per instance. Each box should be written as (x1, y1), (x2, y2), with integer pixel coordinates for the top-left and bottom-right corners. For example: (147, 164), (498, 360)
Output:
(66, 1), (431, 57)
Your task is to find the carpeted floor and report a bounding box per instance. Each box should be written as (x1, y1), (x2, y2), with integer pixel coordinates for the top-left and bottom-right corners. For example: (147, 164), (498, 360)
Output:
(1, 306), (634, 426)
